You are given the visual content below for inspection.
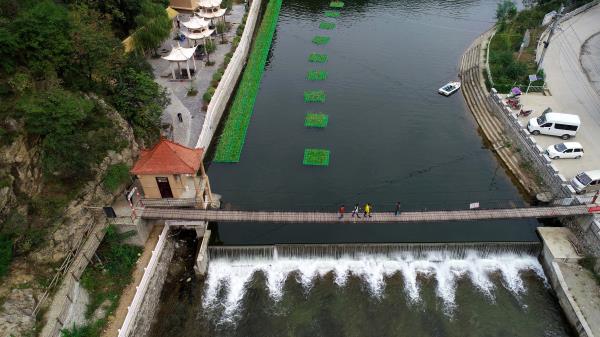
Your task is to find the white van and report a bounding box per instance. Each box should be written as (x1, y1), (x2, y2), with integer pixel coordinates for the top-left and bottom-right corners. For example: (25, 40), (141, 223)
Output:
(570, 170), (600, 194)
(527, 113), (580, 140)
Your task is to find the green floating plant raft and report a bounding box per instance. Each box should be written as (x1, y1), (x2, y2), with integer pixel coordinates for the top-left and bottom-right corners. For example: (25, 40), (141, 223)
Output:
(330, 1), (344, 8)
(312, 36), (330, 45)
(213, 0), (283, 163)
(307, 70), (328, 81)
(304, 90), (326, 103)
(324, 10), (340, 18)
(319, 22), (336, 30)
(308, 53), (328, 63)
(305, 113), (329, 128)
(303, 148), (330, 166)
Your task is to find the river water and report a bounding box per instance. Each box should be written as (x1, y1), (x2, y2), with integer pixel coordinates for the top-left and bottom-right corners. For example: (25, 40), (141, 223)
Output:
(148, 0), (573, 335)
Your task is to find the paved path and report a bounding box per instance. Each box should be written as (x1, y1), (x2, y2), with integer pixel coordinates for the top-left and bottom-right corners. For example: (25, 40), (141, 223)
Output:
(557, 261), (600, 335)
(149, 5), (246, 147)
(139, 205), (594, 223)
(538, 3), (600, 178)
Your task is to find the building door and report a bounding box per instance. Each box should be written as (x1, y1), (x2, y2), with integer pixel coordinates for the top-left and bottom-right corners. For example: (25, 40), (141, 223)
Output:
(156, 177), (173, 198)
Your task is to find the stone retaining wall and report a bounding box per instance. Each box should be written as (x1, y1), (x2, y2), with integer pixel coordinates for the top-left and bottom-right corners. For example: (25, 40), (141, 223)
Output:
(488, 89), (575, 198)
(195, 0), (263, 150)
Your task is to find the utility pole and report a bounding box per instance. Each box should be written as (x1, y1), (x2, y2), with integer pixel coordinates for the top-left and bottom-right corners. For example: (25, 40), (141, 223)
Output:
(537, 5), (564, 72)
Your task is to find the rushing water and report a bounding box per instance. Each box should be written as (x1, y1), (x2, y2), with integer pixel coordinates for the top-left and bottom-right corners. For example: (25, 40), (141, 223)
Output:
(149, 0), (573, 335)
(207, 0), (539, 244)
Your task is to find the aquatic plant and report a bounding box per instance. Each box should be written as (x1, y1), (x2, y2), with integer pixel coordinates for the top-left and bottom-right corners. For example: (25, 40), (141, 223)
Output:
(319, 22), (336, 30)
(324, 10), (340, 18)
(304, 90), (326, 103)
(304, 113), (329, 128)
(307, 70), (328, 81)
(329, 1), (344, 8)
(213, 0), (283, 163)
(308, 53), (328, 63)
(303, 148), (330, 166)
(312, 36), (330, 45)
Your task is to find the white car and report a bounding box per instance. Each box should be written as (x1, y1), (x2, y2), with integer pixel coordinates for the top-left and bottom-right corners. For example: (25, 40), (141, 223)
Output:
(545, 142), (584, 159)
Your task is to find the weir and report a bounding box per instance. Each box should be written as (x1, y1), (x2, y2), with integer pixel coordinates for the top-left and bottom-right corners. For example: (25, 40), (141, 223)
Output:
(208, 241), (542, 260)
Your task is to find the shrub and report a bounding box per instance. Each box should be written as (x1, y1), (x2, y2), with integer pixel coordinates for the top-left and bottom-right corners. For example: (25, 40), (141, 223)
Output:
(0, 236), (12, 279)
(203, 86), (216, 102)
(102, 163), (130, 192)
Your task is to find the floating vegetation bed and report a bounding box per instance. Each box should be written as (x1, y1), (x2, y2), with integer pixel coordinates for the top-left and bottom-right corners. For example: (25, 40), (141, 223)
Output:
(329, 1), (344, 8)
(307, 70), (328, 81)
(304, 90), (326, 103)
(303, 148), (330, 166)
(312, 36), (330, 45)
(308, 53), (328, 63)
(324, 10), (340, 18)
(304, 113), (329, 128)
(213, 0), (283, 163)
(319, 22), (336, 30)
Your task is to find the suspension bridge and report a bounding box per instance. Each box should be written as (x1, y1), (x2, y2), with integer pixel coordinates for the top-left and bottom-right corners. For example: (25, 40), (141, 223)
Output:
(138, 204), (599, 223)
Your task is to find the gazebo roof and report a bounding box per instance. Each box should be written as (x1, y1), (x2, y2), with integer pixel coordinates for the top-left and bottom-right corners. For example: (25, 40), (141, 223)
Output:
(162, 45), (197, 62)
(131, 139), (204, 175)
(183, 28), (215, 40)
(197, 7), (226, 18)
(197, 0), (222, 8)
(182, 15), (209, 30)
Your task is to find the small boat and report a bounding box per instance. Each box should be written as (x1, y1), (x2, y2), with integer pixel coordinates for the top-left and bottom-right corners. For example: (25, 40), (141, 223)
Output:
(438, 81), (461, 96)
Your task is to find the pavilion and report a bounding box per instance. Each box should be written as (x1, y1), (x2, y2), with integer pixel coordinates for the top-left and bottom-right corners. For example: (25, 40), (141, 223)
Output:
(181, 15), (215, 47)
(161, 44), (198, 80)
(196, 0), (226, 21)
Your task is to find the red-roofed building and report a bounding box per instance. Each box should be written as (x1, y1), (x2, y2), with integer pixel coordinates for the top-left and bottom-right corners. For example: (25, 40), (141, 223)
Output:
(131, 139), (212, 202)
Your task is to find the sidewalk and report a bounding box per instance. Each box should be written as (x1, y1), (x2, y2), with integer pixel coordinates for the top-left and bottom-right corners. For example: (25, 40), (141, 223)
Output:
(149, 5), (246, 147)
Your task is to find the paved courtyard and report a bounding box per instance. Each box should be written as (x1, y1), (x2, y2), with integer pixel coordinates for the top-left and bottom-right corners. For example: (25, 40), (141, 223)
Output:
(505, 4), (600, 190)
(149, 4), (246, 148)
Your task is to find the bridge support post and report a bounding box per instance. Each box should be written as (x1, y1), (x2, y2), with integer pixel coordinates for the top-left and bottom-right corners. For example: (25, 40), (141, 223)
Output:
(194, 229), (211, 277)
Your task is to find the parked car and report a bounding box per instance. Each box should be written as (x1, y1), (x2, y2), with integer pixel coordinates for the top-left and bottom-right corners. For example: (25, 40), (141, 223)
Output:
(570, 170), (600, 194)
(527, 112), (580, 140)
(545, 142), (584, 159)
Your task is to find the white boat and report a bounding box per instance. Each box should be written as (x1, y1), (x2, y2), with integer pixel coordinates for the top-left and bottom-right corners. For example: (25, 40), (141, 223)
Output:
(438, 81), (461, 96)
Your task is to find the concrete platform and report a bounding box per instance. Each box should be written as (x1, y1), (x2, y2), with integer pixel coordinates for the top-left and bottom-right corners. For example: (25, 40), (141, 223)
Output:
(538, 226), (582, 263)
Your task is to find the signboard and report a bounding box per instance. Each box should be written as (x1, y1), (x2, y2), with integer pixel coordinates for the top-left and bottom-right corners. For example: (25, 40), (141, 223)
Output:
(469, 202), (480, 210)
(528, 74), (538, 82)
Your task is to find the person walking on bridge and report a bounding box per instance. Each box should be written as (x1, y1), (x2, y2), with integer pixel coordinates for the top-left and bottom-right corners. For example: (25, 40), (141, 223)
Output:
(338, 204), (345, 219)
(351, 203), (361, 218)
(364, 203), (372, 218)
(395, 201), (401, 216)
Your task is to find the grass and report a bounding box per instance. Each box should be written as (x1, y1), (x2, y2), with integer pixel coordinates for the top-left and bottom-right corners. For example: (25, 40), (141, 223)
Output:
(213, 0), (283, 162)
(329, 1), (344, 8)
(308, 53), (328, 63)
(303, 148), (330, 166)
(312, 36), (330, 45)
(304, 90), (326, 103)
(319, 22), (336, 30)
(304, 113), (329, 128)
(102, 163), (130, 192)
(307, 70), (328, 81)
(324, 10), (340, 18)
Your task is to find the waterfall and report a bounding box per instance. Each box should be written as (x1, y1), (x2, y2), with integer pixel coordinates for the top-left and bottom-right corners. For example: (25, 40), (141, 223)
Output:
(208, 241), (541, 259)
(203, 242), (545, 322)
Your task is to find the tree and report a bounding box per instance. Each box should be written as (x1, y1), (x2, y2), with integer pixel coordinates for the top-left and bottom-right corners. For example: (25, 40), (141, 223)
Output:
(111, 68), (169, 144)
(12, 1), (73, 77)
(132, 0), (171, 55)
(204, 39), (216, 65)
(0, 27), (17, 73)
(63, 6), (122, 90)
(496, 0), (517, 22)
(216, 21), (227, 44)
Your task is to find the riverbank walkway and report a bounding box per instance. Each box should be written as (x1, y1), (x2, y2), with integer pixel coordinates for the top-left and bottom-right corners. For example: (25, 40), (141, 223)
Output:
(139, 204), (597, 223)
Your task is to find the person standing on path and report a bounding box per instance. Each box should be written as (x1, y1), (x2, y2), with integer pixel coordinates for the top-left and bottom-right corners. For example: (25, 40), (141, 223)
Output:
(351, 203), (361, 218)
(395, 201), (401, 216)
(338, 204), (345, 219)
(363, 203), (371, 218)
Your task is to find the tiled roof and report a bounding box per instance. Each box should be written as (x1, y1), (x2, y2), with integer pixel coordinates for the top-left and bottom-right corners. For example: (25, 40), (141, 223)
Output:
(131, 139), (204, 175)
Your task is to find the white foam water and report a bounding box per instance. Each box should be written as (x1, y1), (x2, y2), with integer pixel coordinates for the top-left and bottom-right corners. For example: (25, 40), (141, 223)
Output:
(202, 252), (545, 321)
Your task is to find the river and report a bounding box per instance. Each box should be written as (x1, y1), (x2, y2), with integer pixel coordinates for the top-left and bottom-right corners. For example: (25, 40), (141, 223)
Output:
(148, 0), (573, 335)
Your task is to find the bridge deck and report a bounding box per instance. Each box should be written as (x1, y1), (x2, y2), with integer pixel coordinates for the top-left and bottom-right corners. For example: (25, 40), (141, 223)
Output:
(139, 205), (594, 223)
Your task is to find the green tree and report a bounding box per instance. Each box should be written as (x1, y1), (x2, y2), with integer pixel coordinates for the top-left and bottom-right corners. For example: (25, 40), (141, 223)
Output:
(63, 6), (122, 90)
(496, 0), (517, 22)
(111, 68), (168, 144)
(132, 0), (171, 55)
(12, 1), (72, 77)
(0, 27), (17, 73)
